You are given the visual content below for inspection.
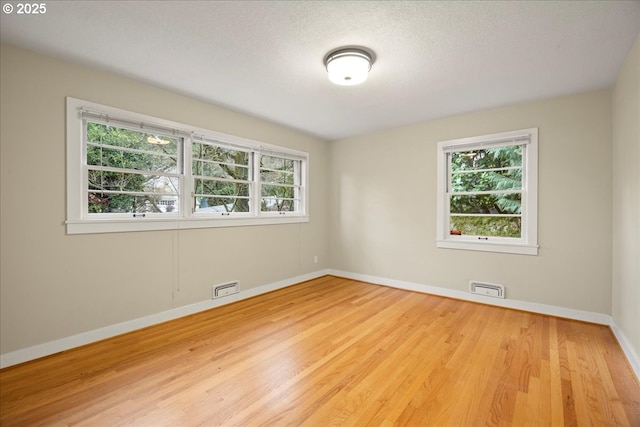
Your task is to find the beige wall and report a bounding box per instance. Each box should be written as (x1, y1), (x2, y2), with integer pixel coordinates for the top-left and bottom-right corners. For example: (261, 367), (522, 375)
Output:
(329, 89), (613, 314)
(1, 39), (633, 361)
(612, 36), (640, 356)
(0, 44), (329, 354)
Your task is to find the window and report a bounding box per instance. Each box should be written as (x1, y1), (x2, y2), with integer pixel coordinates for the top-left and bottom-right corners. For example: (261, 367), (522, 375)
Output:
(259, 154), (303, 214)
(192, 139), (252, 215)
(85, 119), (182, 217)
(436, 128), (538, 255)
(67, 98), (308, 234)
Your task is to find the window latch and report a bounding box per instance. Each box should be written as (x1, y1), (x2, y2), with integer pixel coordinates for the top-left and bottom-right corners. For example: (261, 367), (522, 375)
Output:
(132, 213), (146, 218)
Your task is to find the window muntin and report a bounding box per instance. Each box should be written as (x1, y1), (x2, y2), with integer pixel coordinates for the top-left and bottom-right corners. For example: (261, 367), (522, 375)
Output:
(259, 154), (302, 213)
(436, 128), (538, 255)
(85, 121), (182, 215)
(66, 97), (309, 234)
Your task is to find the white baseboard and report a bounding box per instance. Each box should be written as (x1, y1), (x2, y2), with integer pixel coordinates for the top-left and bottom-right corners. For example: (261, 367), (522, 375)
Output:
(329, 269), (640, 381)
(0, 269), (330, 369)
(610, 320), (640, 380)
(329, 269), (611, 324)
(3, 268), (638, 382)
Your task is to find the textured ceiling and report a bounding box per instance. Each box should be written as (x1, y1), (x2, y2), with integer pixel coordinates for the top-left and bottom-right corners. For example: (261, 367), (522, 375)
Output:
(1, 1), (639, 140)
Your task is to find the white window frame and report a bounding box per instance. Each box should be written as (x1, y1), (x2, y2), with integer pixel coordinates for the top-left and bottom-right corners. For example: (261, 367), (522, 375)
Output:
(257, 151), (306, 216)
(436, 128), (538, 255)
(66, 97), (309, 234)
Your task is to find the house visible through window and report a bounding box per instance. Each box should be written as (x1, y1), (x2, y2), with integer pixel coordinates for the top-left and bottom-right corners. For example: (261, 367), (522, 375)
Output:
(436, 128), (538, 255)
(66, 97), (309, 234)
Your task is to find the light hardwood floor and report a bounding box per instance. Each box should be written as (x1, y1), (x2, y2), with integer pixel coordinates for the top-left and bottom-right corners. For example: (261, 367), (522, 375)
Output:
(1, 276), (638, 426)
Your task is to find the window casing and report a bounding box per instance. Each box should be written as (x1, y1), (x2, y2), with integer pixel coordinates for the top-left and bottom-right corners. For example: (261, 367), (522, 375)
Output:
(436, 128), (538, 255)
(67, 98), (308, 234)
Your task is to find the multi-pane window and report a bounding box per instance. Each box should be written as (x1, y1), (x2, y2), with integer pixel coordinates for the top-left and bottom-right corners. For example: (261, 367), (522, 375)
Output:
(85, 121), (182, 216)
(66, 98), (308, 234)
(449, 145), (522, 238)
(436, 128), (538, 255)
(192, 140), (252, 214)
(260, 154), (303, 213)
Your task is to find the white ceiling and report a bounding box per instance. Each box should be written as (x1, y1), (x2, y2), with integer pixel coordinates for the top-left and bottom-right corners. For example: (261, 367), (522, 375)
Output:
(1, 1), (639, 140)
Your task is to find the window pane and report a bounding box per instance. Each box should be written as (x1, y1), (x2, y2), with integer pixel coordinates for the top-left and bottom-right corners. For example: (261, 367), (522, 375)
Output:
(261, 184), (294, 198)
(87, 122), (179, 155)
(450, 216), (521, 238)
(192, 143), (250, 180)
(88, 171), (179, 194)
(450, 193), (521, 215)
(261, 197), (296, 212)
(88, 145), (177, 173)
(88, 193), (179, 214)
(451, 145), (522, 172)
(195, 196), (250, 213)
(261, 155), (295, 172)
(260, 186), (299, 211)
(192, 144), (249, 165)
(194, 179), (250, 197)
(260, 170), (294, 185)
(192, 160), (249, 180)
(451, 168), (521, 193)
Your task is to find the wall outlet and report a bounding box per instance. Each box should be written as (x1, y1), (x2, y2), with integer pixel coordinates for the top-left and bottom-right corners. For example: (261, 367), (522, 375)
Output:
(314, 255), (318, 264)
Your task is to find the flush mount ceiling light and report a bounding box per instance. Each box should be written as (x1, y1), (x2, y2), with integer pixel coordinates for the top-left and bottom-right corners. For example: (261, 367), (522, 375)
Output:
(147, 135), (170, 145)
(324, 47), (375, 86)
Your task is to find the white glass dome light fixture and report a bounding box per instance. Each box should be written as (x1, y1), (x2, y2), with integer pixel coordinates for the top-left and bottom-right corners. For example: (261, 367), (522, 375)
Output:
(324, 47), (375, 86)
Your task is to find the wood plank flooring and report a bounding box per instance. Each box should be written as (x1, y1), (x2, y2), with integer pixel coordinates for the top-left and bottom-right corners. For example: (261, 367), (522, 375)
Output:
(1, 275), (638, 426)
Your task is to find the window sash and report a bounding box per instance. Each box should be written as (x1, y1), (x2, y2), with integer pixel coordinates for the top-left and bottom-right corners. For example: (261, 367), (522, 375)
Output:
(87, 142), (179, 162)
(445, 142), (526, 232)
(191, 138), (254, 216)
(258, 154), (303, 214)
(83, 119), (184, 217)
(193, 177), (253, 215)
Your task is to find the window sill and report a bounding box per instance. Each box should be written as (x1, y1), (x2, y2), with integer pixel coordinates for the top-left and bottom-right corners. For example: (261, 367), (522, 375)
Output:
(66, 215), (310, 235)
(436, 239), (538, 255)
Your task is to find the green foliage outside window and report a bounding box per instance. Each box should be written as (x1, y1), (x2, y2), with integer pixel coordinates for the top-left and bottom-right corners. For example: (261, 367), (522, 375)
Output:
(86, 122), (178, 213)
(260, 155), (297, 212)
(450, 145), (522, 238)
(192, 143), (250, 213)
(86, 122), (304, 216)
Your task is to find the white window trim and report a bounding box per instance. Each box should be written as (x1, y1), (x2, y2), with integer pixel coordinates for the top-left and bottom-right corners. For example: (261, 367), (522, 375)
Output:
(66, 97), (309, 234)
(436, 128), (538, 255)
